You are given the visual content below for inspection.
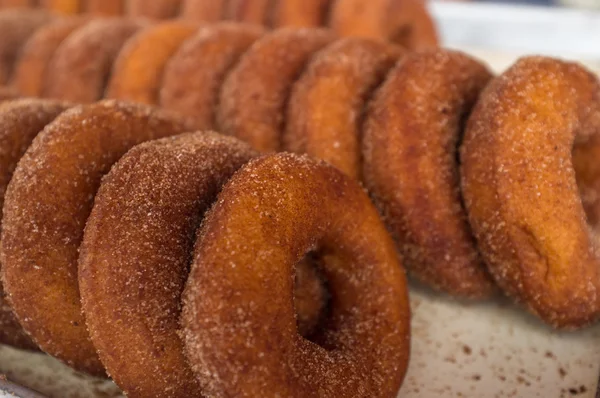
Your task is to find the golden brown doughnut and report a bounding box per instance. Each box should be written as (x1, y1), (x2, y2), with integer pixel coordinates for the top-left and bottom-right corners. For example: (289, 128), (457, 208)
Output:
(13, 17), (88, 97)
(329, 0), (438, 50)
(40, 0), (81, 14)
(460, 57), (600, 328)
(0, 100), (71, 352)
(106, 21), (198, 105)
(362, 50), (495, 298)
(271, 0), (330, 28)
(80, 132), (255, 397)
(180, 0), (227, 21)
(1, 100), (191, 374)
(0, 9), (53, 85)
(284, 37), (401, 179)
(160, 23), (264, 130)
(218, 28), (334, 152)
(127, 0), (181, 19)
(182, 153), (410, 397)
(86, 0), (125, 15)
(44, 18), (145, 103)
(225, 0), (270, 24)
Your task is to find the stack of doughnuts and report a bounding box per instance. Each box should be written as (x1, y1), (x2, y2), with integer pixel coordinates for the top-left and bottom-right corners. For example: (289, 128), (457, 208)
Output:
(0, 99), (410, 397)
(0, 0), (439, 50)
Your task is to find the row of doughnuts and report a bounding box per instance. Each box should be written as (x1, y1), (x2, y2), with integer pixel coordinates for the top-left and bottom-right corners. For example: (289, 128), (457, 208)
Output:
(0, 98), (410, 398)
(0, 0), (439, 50)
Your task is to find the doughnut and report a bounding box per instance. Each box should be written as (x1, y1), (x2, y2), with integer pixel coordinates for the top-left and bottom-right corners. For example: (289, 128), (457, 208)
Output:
(284, 37), (402, 179)
(271, 0), (330, 28)
(460, 57), (600, 328)
(329, 0), (439, 50)
(0, 86), (18, 102)
(0, 99), (70, 352)
(182, 153), (410, 397)
(127, 0), (181, 19)
(40, 0), (81, 14)
(225, 0), (271, 24)
(44, 18), (145, 103)
(0, 0), (34, 8)
(180, 0), (227, 21)
(0, 10), (53, 85)
(13, 17), (88, 97)
(79, 132), (255, 397)
(218, 28), (334, 152)
(1, 100), (191, 375)
(106, 21), (198, 105)
(160, 23), (264, 130)
(86, 0), (125, 15)
(362, 50), (495, 298)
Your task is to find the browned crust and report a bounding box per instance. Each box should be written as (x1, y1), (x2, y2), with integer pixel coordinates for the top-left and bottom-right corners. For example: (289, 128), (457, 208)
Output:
(127, 0), (182, 19)
(461, 56), (600, 328)
(40, 0), (81, 13)
(106, 20), (199, 105)
(182, 153), (410, 397)
(271, 0), (331, 28)
(217, 28), (334, 152)
(44, 18), (145, 103)
(225, 0), (271, 25)
(284, 37), (401, 179)
(160, 22), (264, 130)
(86, 0), (125, 15)
(180, 0), (227, 21)
(1, 100), (192, 375)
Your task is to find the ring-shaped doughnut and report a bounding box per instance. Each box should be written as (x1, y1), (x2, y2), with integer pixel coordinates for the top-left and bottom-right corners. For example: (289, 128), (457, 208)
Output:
(1, 100), (191, 375)
(160, 23), (264, 130)
(107, 21), (198, 105)
(460, 56), (600, 328)
(218, 28), (334, 152)
(182, 153), (410, 397)
(363, 50), (496, 298)
(284, 37), (401, 179)
(44, 18), (145, 103)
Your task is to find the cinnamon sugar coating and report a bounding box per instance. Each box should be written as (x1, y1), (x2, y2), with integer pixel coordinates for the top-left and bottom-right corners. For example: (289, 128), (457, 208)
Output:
(182, 153), (410, 398)
(363, 50), (496, 298)
(461, 57), (600, 328)
(1, 100), (191, 375)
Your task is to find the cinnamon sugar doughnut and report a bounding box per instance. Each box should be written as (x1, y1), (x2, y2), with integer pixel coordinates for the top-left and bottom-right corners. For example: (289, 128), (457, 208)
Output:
(272, 0), (331, 28)
(160, 23), (264, 130)
(329, 0), (438, 50)
(45, 18), (145, 102)
(460, 57), (600, 328)
(40, 0), (81, 14)
(13, 17), (88, 97)
(0, 99), (71, 351)
(225, 0), (270, 24)
(128, 0), (181, 19)
(0, 10), (53, 85)
(107, 21), (198, 105)
(86, 0), (125, 15)
(80, 132), (255, 397)
(180, 0), (226, 21)
(284, 37), (401, 179)
(363, 50), (495, 298)
(218, 28), (334, 152)
(1, 101), (191, 374)
(182, 153), (410, 397)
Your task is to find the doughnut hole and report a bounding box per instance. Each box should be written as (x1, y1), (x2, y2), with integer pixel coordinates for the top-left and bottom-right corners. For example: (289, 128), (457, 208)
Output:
(293, 254), (330, 339)
(573, 133), (600, 229)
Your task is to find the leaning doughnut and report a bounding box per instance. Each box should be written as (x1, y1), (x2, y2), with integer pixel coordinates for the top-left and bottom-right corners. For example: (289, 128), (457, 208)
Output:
(0, 99), (71, 351)
(86, 0), (125, 15)
(127, 0), (181, 19)
(160, 23), (264, 130)
(107, 21), (198, 105)
(44, 18), (145, 102)
(1, 100), (191, 375)
(13, 17), (88, 97)
(225, 0), (270, 24)
(80, 132), (256, 398)
(180, 0), (226, 21)
(0, 10), (53, 85)
(460, 57), (600, 328)
(271, 0), (330, 28)
(40, 0), (81, 14)
(362, 50), (496, 298)
(329, 0), (438, 50)
(182, 153), (410, 397)
(218, 28), (334, 152)
(284, 37), (401, 179)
